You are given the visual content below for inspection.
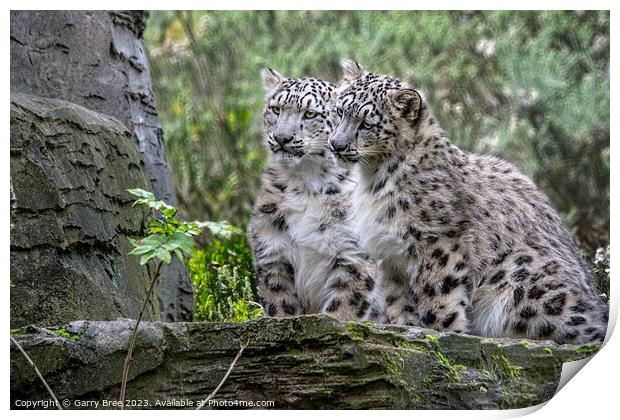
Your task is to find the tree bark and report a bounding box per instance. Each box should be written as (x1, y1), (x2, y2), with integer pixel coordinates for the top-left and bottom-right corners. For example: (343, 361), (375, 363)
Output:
(10, 10), (194, 321)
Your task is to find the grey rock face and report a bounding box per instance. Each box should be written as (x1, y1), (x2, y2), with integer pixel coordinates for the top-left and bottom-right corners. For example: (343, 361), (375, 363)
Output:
(10, 93), (158, 327)
(10, 10), (194, 321)
(10, 315), (599, 409)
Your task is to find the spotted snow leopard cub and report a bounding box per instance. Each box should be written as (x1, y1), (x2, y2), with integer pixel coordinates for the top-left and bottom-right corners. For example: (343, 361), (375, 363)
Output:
(248, 68), (380, 321)
(327, 60), (607, 343)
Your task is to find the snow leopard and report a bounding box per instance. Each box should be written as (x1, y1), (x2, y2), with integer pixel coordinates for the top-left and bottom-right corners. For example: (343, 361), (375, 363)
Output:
(326, 59), (608, 344)
(248, 68), (381, 321)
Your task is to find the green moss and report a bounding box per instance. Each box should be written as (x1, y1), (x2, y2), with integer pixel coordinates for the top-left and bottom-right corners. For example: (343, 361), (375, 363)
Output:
(492, 354), (522, 380)
(385, 353), (404, 381)
(343, 321), (433, 352)
(500, 385), (541, 409)
(434, 351), (466, 384)
(519, 339), (534, 349)
(45, 328), (81, 341)
(543, 347), (553, 355)
(396, 340), (416, 350)
(346, 322), (367, 341)
(436, 351), (450, 366)
(575, 343), (601, 357)
(423, 334), (439, 343)
(383, 351), (421, 404)
(10, 327), (27, 336)
(499, 387), (524, 409)
(421, 376), (433, 389)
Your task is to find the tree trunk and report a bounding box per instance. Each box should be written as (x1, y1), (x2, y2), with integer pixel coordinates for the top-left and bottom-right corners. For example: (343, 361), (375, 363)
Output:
(10, 10), (194, 321)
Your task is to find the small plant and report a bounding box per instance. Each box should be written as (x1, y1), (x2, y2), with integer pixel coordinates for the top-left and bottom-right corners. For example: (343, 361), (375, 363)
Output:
(121, 188), (239, 408)
(127, 188), (239, 265)
(191, 234), (263, 322)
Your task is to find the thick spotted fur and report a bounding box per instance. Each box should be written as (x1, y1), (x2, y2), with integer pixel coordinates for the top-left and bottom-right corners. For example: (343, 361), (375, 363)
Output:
(327, 60), (608, 343)
(248, 69), (382, 321)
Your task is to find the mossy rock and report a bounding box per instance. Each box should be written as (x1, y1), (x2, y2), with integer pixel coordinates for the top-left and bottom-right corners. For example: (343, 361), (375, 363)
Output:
(10, 315), (600, 409)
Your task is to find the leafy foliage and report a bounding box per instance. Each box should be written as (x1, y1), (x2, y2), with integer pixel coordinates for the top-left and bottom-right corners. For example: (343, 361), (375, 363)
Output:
(145, 11), (608, 254)
(124, 188), (247, 404)
(128, 189), (259, 322)
(127, 188), (238, 265)
(190, 234), (262, 322)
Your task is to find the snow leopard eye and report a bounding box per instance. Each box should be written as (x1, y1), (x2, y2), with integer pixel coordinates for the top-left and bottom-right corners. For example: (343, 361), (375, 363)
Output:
(336, 107), (344, 118)
(361, 120), (374, 130)
(304, 110), (317, 119)
(270, 106), (281, 115)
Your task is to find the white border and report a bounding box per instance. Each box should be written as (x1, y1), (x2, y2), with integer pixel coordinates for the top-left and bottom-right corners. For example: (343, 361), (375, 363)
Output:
(3, 2), (616, 419)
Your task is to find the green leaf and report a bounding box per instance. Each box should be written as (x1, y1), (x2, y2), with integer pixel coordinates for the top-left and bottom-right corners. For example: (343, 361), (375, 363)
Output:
(162, 207), (178, 218)
(146, 226), (167, 235)
(194, 220), (241, 238)
(127, 188), (155, 201)
(128, 234), (168, 256)
(141, 234), (168, 246)
(139, 249), (157, 265)
(132, 198), (150, 207)
(129, 244), (156, 256)
(150, 200), (175, 212)
(156, 247), (172, 264)
(165, 231), (195, 254)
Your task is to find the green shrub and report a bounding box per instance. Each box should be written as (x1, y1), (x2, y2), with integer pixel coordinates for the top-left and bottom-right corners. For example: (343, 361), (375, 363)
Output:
(190, 234), (262, 322)
(127, 188), (259, 322)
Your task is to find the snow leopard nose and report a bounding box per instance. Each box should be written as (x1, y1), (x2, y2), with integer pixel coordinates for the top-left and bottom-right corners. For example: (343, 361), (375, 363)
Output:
(274, 134), (294, 146)
(329, 135), (349, 152)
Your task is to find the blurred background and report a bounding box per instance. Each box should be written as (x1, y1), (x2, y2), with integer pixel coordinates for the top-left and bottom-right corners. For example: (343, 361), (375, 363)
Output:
(144, 11), (610, 318)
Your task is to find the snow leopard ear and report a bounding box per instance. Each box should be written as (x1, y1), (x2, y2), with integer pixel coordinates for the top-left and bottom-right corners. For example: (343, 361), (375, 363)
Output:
(389, 88), (422, 121)
(340, 59), (365, 82)
(261, 68), (283, 93)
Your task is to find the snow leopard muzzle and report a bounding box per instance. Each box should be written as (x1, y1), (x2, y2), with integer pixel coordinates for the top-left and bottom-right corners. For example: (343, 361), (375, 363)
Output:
(328, 120), (358, 161)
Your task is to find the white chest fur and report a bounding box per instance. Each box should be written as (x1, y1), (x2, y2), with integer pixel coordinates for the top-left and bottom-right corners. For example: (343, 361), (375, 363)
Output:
(350, 179), (403, 260)
(272, 155), (357, 311)
(280, 192), (335, 311)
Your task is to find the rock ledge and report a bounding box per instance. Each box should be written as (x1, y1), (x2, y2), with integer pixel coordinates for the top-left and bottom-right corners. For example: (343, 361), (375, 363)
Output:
(10, 315), (599, 409)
